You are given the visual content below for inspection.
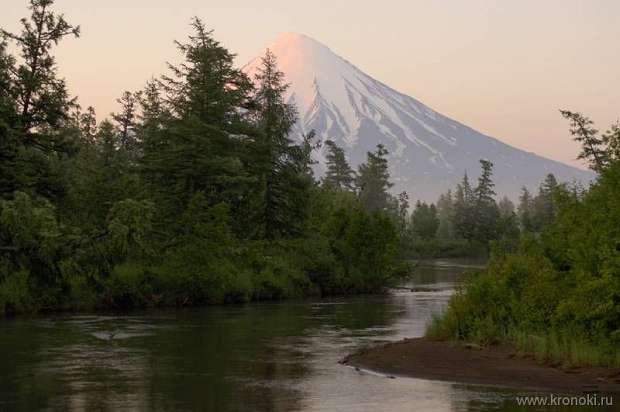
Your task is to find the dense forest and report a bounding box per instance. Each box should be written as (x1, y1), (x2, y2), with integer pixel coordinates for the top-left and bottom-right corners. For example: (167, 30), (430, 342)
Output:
(404, 161), (564, 258)
(0, 1), (411, 314)
(429, 111), (620, 367)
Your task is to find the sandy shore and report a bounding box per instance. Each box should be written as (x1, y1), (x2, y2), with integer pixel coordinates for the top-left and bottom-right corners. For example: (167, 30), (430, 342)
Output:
(342, 338), (620, 394)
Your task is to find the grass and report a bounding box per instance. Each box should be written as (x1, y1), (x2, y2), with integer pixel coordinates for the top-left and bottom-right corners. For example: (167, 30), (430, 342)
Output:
(426, 315), (620, 368)
(510, 330), (620, 368)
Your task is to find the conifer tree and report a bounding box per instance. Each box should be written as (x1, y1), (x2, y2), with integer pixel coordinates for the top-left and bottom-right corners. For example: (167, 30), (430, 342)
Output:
(161, 18), (252, 125)
(1, 0), (80, 200)
(411, 201), (439, 240)
(76, 106), (97, 144)
(560, 110), (607, 172)
(0, 40), (19, 198)
(356, 144), (393, 213)
(602, 122), (620, 165)
(137, 80), (167, 173)
(498, 196), (515, 217)
(2, 0), (80, 139)
(143, 20), (253, 216)
(112, 91), (141, 152)
(532, 173), (559, 229)
(517, 187), (534, 232)
(453, 173), (475, 241)
(253, 49), (310, 238)
(472, 159), (499, 244)
(397, 191), (410, 228)
(323, 140), (356, 191)
(436, 190), (455, 239)
(474, 159), (496, 203)
(496, 196), (520, 249)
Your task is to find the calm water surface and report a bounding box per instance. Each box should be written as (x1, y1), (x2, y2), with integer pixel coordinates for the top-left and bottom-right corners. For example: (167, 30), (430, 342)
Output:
(0, 260), (614, 411)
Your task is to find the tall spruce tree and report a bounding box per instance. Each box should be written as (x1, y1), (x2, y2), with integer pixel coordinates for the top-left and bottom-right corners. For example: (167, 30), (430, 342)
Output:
(323, 140), (355, 191)
(142, 19), (253, 216)
(356, 144), (393, 213)
(453, 173), (475, 241)
(1, 0), (80, 199)
(517, 187), (535, 232)
(532, 173), (559, 230)
(472, 159), (499, 244)
(112, 91), (141, 153)
(252, 49), (311, 238)
(137, 80), (167, 173)
(73, 105), (97, 144)
(436, 190), (455, 239)
(161, 18), (252, 125)
(2, 0), (79, 139)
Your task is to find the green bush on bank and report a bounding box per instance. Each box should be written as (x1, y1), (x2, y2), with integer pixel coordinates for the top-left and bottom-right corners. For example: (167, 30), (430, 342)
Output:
(427, 162), (620, 367)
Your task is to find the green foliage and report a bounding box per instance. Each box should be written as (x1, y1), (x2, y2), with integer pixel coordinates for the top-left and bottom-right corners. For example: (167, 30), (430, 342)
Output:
(323, 140), (356, 191)
(0, 0), (80, 201)
(560, 110), (606, 172)
(411, 201), (439, 240)
(429, 159), (620, 367)
(250, 49), (311, 239)
(0, 267), (32, 314)
(409, 160), (520, 259)
(356, 144), (393, 213)
(0, 2), (407, 315)
(0, 191), (74, 311)
(107, 199), (155, 261)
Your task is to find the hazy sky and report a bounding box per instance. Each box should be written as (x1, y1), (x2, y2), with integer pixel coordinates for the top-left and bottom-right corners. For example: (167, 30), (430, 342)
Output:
(4, 0), (620, 168)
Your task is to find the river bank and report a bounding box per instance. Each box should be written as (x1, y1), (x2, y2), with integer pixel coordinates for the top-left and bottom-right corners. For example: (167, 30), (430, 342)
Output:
(342, 337), (620, 394)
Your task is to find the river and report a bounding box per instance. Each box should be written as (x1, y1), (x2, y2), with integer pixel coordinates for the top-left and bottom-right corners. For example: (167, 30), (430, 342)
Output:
(0, 260), (611, 411)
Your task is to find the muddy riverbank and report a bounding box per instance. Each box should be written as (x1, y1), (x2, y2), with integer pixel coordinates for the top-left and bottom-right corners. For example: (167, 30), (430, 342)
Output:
(342, 337), (620, 394)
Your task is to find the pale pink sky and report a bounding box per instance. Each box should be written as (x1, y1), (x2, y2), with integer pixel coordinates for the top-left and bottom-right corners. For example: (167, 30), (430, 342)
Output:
(4, 0), (620, 168)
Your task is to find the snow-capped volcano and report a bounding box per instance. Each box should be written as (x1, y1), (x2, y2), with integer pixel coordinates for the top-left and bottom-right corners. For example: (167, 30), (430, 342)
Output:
(243, 32), (593, 201)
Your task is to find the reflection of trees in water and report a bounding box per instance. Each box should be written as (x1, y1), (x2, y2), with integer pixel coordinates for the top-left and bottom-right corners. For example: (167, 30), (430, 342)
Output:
(0, 318), (50, 410)
(0, 295), (402, 411)
(410, 262), (470, 286)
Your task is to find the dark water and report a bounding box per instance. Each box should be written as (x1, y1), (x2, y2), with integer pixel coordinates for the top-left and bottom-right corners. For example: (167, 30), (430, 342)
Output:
(0, 260), (615, 411)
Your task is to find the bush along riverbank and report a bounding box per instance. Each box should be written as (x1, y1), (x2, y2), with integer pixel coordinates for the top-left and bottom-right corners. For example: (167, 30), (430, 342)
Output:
(428, 128), (620, 368)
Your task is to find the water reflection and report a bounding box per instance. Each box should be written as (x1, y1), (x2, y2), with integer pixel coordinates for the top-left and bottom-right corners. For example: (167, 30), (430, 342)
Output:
(0, 261), (615, 411)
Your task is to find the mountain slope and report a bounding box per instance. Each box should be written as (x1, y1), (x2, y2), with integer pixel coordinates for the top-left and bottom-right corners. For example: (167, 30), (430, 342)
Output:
(243, 33), (594, 201)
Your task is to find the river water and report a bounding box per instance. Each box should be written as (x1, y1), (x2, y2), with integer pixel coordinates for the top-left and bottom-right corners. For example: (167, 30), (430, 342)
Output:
(0, 260), (613, 411)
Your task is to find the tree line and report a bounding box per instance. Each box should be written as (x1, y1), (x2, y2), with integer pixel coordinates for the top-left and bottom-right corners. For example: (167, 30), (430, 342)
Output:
(429, 108), (620, 367)
(0, 1), (410, 313)
(403, 157), (569, 258)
